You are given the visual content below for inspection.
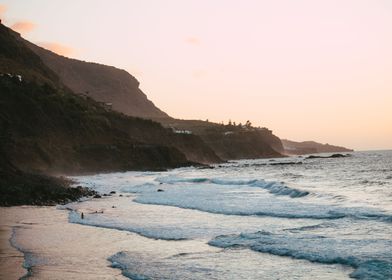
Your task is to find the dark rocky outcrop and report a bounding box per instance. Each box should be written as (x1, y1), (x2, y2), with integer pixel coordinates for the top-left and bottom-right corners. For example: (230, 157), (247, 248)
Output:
(0, 156), (96, 206)
(306, 154), (351, 159)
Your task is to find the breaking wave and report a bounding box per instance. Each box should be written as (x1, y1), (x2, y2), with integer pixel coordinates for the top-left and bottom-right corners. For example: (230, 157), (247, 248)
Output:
(155, 176), (309, 198)
(209, 231), (392, 280)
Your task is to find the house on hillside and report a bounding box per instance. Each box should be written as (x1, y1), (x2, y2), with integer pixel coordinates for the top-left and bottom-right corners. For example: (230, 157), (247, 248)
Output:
(171, 127), (192, 134)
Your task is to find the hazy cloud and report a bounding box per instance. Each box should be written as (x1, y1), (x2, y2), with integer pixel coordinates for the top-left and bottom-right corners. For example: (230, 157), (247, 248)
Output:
(0, 4), (6, 17)
(185, 37), (200, 45)
(192, 69), (207, 78)
(38, 42), (76, 57)
(11, 21), (36, 34)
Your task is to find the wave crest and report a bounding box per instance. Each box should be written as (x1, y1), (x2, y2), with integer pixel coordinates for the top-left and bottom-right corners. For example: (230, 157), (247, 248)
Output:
(209, 231), (392, 280)
(155, 176), (309, 198)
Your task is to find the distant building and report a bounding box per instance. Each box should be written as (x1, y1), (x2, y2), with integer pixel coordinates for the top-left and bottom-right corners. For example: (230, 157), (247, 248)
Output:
(171, 127), (192, 134)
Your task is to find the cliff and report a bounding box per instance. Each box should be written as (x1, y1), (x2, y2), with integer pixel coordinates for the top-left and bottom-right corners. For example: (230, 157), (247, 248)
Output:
(2, 24), (220, 168)
(25, 40), (169, 119)
(282, 139), (353, 155)
(158, 119), (284, 160)
(0, 23), (222, 175)
(0, 75), (190, 174)
(20, 34), (284, 160)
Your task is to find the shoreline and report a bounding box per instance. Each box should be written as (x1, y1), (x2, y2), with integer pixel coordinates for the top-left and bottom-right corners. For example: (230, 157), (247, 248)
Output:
(0, 207), (26, 280)
(0, 205), (219, 279)
(0, 206), (128, 279)
(1, 199), (354, 280)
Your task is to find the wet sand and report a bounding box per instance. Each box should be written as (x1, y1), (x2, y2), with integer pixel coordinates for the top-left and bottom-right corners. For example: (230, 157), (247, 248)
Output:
(0, 206), (218, 279)
(0, 207), (26, 280)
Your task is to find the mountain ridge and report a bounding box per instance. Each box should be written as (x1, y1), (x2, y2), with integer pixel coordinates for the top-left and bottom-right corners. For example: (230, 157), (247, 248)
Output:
(25, 38), (285, 159)
(25, 39), (169, 119)
(282, 139), (353, 155)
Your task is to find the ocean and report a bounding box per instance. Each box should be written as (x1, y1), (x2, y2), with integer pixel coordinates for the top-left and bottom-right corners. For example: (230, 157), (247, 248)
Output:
(64, 150), (392, 279)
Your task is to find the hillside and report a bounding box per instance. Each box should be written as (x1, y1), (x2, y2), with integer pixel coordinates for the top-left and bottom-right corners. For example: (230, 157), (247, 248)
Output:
(157, 118), (284, 160)
(22, 36), (284, 159)
(0, 24), (60, 87)
(282, 139), (353, 155)
(25, 40), (168, 119)
(0, 23), (224, 204)
(2, 24), (220, 168)
(0, 74), (191, 174)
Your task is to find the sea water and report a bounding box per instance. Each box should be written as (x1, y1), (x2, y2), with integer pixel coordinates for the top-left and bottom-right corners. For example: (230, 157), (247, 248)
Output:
(67, 150), (392, 279)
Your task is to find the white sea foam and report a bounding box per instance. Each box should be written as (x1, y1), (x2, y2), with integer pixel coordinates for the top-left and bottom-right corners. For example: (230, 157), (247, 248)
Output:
(108, 248), (353, 280)
(155, 176), (309, 198)
(133, 181), (391, 221)
(67, 150), (392, 279)
(209, 230), (392, 279)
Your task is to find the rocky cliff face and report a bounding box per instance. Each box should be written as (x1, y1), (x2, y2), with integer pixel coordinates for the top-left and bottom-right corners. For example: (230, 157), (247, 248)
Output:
(20, 25), (284, 161)
(0, 23), (220, 177)
(25, 41), (169, 119)
(0, 75), (190, 174)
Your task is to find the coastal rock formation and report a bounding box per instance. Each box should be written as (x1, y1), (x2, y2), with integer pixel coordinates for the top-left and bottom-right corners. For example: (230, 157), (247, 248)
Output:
(23, 34), (284, 160)
(282, 139), (353, 155)
(158, 119), (284, 160)
(0, 24), (220, 171)
(25, 41), (168, 119)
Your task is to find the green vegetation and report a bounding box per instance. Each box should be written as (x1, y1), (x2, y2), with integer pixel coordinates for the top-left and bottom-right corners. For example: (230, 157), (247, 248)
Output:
(157, 118), (284, 160)
(0, 75), (190, 174)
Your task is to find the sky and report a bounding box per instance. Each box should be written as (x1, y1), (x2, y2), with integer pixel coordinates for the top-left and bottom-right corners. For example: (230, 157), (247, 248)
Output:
(1, 0), (391, 150)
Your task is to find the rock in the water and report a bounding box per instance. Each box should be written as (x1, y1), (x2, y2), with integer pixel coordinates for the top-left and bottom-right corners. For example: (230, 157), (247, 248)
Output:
(306, 153), (350, 159)
(157, 189), (164, 192)
(93, 194), (102, 198)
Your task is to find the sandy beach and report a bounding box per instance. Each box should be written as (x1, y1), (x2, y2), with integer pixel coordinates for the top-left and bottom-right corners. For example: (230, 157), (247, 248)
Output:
(0, 205), (221, 279)
(0, 207), (26, 280)
(0, 206), (127, 279)
(0, 190), (357, 280)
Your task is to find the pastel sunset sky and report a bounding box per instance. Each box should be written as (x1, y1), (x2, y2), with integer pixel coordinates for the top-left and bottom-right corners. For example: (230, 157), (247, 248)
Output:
(1, 0), (391, 150)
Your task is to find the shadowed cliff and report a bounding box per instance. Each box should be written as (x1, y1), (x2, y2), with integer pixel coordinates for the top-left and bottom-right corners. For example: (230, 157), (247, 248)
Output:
(24, 37), (284, 159)
(0, 23), (220, 171)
